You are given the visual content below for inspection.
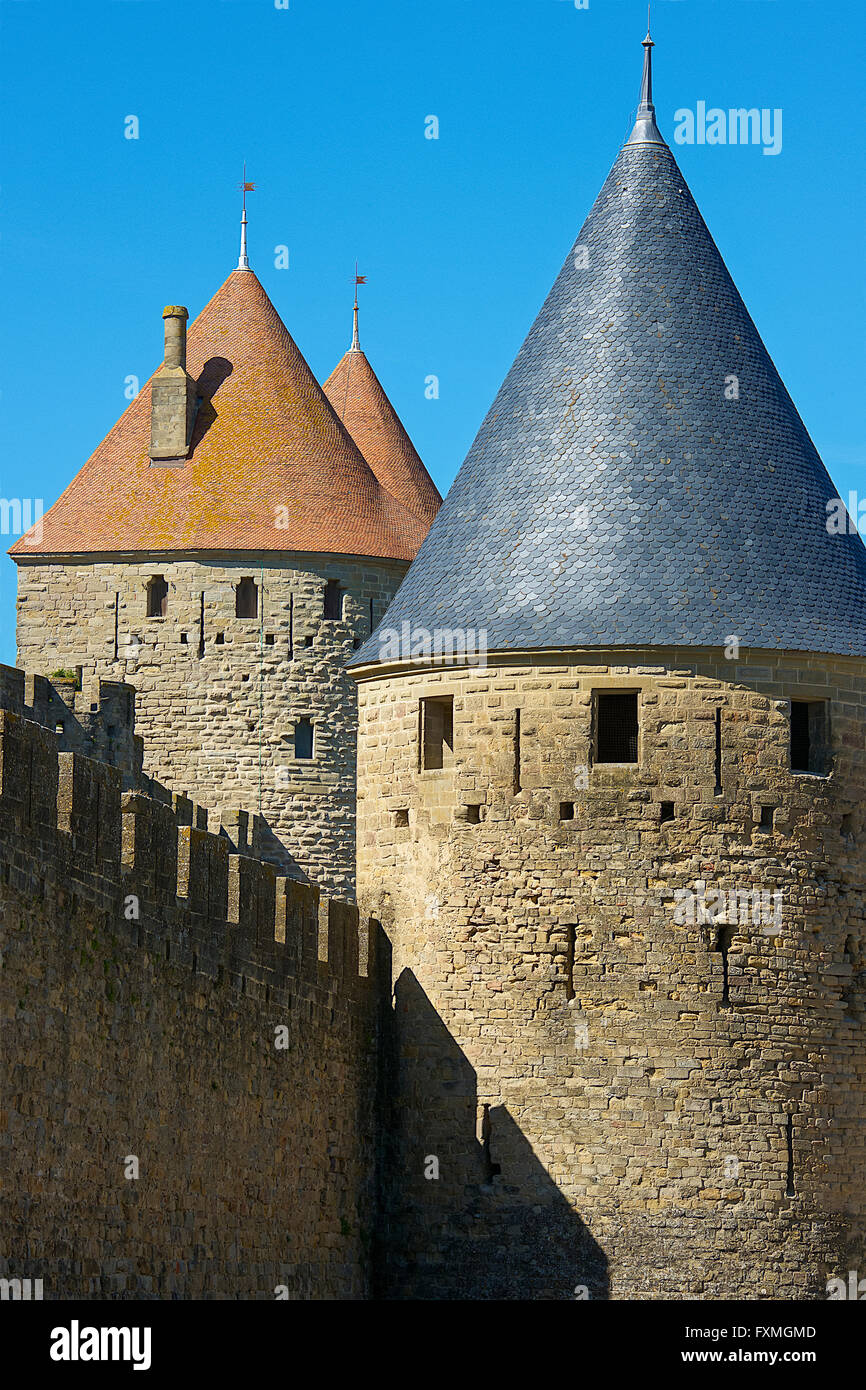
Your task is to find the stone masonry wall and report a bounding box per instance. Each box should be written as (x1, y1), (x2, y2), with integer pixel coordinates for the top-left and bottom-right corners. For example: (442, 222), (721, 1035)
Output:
(0, 696), (380, 1299)
(356, 647), (866, 1300)
(15, 552), (408, 898)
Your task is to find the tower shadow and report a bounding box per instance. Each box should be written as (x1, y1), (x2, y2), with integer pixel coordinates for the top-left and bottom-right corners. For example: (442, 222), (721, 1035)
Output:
(374, 958), (608, 1300)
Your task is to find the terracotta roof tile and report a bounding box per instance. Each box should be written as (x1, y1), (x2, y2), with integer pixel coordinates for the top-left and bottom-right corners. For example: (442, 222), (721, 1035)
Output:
(11, 270), (429, 561)
(323, 347), (441, 525)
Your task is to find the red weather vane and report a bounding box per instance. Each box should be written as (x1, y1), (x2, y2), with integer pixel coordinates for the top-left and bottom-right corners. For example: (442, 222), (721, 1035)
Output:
(239, 163), (256, 211)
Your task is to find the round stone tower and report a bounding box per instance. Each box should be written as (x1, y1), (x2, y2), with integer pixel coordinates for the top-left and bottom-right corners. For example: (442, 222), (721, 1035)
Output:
(352, 34), (866, 1298)
(11, 235), (440, 898)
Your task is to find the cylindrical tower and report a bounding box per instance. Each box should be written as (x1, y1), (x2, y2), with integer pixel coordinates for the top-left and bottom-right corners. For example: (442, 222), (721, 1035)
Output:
(12, 262), (440, 898)
(352, 36), (866, 1298)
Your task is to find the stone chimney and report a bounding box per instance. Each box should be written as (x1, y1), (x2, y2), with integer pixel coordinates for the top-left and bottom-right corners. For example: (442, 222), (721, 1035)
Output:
(149, 306), (198, 463)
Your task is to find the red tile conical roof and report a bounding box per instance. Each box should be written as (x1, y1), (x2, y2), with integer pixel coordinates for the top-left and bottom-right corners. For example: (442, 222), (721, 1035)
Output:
(11, 270), (429, 561)
(323, 346), (441, 526)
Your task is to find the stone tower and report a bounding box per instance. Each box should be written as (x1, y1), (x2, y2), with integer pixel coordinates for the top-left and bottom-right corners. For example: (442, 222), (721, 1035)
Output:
(11, 235), (440, 898)
(352, 34), (866, 1298)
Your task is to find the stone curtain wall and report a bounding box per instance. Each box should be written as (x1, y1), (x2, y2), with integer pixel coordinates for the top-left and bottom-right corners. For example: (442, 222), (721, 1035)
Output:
(15, 553), (408, 897)
(0, 704), (379, 1300)
(356, 649), (866, 1300)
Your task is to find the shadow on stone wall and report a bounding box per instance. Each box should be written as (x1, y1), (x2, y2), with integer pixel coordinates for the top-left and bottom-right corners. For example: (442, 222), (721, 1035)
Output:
(374, 959), (608, 1300)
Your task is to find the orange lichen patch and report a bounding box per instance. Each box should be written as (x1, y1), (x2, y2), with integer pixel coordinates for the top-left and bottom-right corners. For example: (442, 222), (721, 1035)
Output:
(323, 348), (441, 526)
(11, 270), (429, 561)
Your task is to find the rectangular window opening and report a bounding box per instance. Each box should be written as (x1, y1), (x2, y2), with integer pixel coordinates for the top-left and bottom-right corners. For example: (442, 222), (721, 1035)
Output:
(559, 801), (575, 821)
(791, 699), (830, 776)
(236, 577), (258, 619)
(595, 691), (638, 764)
(421, 695), (454, 771)
(660, 800), (675, 823)
(294, 717), (314, 760)
(324, 579), (344, 621)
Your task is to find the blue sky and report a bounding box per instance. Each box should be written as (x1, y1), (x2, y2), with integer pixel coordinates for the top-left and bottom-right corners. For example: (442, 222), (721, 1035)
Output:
(0, 0), (863, 664)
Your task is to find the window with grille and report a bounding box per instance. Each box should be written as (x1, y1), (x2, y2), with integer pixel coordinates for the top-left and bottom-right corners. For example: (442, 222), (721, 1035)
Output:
(595, 691), (639, 763)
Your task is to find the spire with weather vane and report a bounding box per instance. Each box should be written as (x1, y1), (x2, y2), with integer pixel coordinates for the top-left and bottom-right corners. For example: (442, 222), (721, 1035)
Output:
(237, 164), (255, 270)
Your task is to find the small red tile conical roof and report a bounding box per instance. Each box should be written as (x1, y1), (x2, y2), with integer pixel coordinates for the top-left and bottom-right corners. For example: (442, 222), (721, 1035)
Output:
(10, 270), (430, 561)
(323, 339), (441, 527)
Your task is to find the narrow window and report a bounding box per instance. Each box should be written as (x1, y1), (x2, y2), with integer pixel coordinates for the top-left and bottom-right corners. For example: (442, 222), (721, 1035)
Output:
(513, 709), (522, 793)
(295, 717), (314, 760)
(595, 691), (638, 763)
(463, 804), (482, 824)
(785, 1115), (795, 1198)
(180, 632), (188, 644)
(791, 699), (829, 775)
(393, 808), (409, 828)
(236, 577), (258, 619)
(660, 800), (675, 823)
(759, 805), (775, 832)
(265, 633), (275, 645)
(714, 706), (723, 796)
(560, 801), (575, 821)
(215, 632), (225, 645)
(288, 592), (294, 658)
(480, 1104), (501, 1182)
(304, 634), (314, 648)
(714, 925), (735, 1009)
(421, 695), (454, 770)
(146, 575), (168, 617)
(198, 592), (205, 658)
(113, 592), (119, 660)
(323, 580), (343, 620)
(565, 925), (576, 1001)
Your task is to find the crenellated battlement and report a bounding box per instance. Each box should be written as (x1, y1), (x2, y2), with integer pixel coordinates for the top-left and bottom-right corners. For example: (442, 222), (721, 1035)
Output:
(0, 676), (374, 1005)
(0, 662), (142, 785)
(0, 684), (380, 1301)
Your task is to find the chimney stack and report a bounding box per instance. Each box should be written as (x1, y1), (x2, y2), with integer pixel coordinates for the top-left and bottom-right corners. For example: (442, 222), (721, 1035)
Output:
(150, 305), (198, 463)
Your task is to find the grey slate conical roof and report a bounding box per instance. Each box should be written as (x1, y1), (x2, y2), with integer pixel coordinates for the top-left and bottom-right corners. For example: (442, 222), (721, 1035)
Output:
(354, 38), (866, 665)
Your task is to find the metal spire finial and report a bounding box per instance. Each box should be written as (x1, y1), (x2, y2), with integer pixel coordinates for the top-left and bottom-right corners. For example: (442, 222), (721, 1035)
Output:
(237, 163), (255, 270)
(351, 263), (367, 350)
(625, 18), (665, 147)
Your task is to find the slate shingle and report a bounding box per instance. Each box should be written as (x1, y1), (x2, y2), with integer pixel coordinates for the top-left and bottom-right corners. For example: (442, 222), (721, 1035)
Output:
(354, 112), (866, 662)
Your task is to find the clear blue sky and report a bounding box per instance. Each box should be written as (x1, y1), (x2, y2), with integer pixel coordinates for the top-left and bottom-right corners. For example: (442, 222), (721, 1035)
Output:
(0, 0), (863, 665)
